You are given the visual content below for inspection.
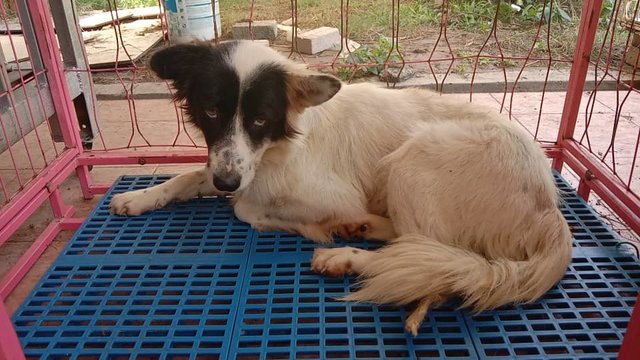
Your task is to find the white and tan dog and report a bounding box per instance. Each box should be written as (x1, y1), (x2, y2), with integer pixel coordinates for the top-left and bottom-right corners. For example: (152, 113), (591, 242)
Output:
(110, 40), (572, 335)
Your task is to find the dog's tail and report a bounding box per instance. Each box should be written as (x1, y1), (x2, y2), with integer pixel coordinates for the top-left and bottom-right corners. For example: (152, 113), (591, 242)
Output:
(343, 208), (572, 311)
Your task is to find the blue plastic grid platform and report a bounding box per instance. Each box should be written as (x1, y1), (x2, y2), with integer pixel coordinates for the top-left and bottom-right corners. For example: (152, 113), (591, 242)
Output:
(12, 173), (639, 359)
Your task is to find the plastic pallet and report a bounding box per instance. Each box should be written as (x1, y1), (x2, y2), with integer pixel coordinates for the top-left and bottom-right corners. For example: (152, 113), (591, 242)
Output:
(12, 173), (639, 360)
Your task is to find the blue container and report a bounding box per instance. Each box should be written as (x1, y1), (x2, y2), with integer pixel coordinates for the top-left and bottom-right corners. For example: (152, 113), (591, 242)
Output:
(164, 0), (221, 43)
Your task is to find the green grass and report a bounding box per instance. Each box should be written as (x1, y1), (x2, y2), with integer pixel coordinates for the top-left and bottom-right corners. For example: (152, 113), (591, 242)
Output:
(74, 0), (628, 71)
(75, 0), (157, 11)
(217, 0), (442, 41)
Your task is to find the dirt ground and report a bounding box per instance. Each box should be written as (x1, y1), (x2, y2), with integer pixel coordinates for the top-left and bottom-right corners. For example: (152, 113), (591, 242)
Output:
(90, 26), (578, 85)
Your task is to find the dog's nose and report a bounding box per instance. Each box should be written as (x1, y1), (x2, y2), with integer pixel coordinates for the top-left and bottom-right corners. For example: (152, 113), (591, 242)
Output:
(213, 175), (241, 192)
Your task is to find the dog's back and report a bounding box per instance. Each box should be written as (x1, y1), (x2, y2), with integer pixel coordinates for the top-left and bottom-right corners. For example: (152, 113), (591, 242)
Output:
(345, 94), (571, 315)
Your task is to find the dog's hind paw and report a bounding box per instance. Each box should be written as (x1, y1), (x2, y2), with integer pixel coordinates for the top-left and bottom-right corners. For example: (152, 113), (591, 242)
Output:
(311, 247), (354, 277)
(329, 215), (396, 241)
(333, 222), (370, 240)
(404, 296), (443, 336)
(405, 317), (423, 337)
(405, 303), (429, 336)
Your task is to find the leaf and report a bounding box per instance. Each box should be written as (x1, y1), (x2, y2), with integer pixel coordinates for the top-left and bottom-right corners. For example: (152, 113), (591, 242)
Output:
(556, 6), (571, 22)
(542, 7), (551, 23)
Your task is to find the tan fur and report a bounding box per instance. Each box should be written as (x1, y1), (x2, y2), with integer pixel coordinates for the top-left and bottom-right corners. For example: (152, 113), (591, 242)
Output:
(111, 42), (572, 334)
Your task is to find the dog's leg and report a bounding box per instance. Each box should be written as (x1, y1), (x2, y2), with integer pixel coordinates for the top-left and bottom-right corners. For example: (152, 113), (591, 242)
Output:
(234, 198), (335, 243)
(110, 168), (218, 216)
(331, 214), (396, 241)
(405, 295), (443, 336)
(311, 247), (376, 277)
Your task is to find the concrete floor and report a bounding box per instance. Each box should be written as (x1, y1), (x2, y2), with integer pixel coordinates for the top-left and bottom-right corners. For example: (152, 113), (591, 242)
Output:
(1, 90), (639, 315)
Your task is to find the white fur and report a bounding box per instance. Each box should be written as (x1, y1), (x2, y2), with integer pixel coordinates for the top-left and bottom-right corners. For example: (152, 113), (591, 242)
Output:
(229, 41), (284, 82)
(206, 115), (260, 191)
(111, 42), (572, 334)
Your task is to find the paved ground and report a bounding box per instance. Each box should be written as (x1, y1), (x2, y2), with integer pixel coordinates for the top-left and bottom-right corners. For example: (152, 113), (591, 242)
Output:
(1, 89), (639, 314)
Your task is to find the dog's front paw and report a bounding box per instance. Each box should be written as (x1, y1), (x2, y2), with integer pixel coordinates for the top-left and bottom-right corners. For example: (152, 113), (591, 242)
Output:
(311, 248), (353, 277)
(110, 189), (166, 216)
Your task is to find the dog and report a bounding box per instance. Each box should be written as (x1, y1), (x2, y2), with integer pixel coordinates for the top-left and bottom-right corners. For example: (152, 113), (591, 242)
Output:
(110, 40), (572, 335)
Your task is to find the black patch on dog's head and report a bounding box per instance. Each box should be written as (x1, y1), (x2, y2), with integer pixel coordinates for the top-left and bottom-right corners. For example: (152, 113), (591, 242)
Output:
(149, 41), (240, 146)
(149, 41), (341, 154)
(241, 64), (295, 147)
(149, 41), (236, 80)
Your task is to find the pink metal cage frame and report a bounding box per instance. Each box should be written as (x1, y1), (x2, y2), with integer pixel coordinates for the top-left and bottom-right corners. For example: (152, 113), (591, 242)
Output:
(0, 0), (639, 358)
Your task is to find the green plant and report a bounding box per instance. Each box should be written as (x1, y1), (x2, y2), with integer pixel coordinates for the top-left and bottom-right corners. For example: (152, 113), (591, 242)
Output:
(600, 0), (615, 27)
(342, 35), (402, 77)
(337, 67), (354, 81)
(453, 62), (468, 76)
(516, 0), (572, 24)
(401, 0), (440, 27)
(75, 0), (157, 11)
(497, 59), (517, 68)
(449, 0), (494, 31)
(497, 1), (518, 23)
(479, 56), (492, 65)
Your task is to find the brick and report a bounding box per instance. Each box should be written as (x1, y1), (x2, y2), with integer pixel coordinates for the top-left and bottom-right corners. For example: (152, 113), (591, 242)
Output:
(232, 20), (278, 40)
(277, 24), (295, 42)
(295, 27), (341, 55)
(379, 65), (416, 83)
(625, 45), (640, 67)
(249, 39), (270, 47)
(632, 31), (640, 47)
(329, 38), (361, 55)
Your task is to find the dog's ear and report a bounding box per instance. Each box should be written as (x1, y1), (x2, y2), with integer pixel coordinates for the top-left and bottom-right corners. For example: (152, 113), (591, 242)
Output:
(149, 43), (213, 81)
(287, 73), (341, 110)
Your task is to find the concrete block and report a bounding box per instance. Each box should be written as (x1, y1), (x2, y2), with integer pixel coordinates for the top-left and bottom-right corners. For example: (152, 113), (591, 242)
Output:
(379, 65), (416, 83)
(632, 31), (640, 47)
(625, 45), (640, 67)
(330, 38), (361, 54)
(277, 24), (295, 42)
(250, 39), (270, 47)
(295, 27), (341, 55)
(232, 20), (278, 40)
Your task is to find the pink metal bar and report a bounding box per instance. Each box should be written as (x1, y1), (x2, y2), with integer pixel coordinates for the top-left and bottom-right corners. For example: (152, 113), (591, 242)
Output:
(78, 147), (561, 196)
(49, 188), (75, 219)
(540, 144), (563, 158)
(0, 149), (78, 245)
(563, 141), (640, 234)
(0, 301), (24, 360)
(88, 184), (112, 195)
(577, 179), (591, 201)
(25, 0), (93, 199)
(553, 0), (604, 171)
(0, 220), (62, 299)
(60, 218), (84, 231)
(113, 140), (561, 165)
(78, 150), (207, 166)
(619, 293), (640, 359)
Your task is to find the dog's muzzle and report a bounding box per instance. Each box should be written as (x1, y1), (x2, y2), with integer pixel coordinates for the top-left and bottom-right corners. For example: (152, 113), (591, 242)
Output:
(213, 174), (241, 192)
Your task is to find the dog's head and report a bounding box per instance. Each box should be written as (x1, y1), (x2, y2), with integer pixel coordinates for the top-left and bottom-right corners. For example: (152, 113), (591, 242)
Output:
(149, 41), (341, 193)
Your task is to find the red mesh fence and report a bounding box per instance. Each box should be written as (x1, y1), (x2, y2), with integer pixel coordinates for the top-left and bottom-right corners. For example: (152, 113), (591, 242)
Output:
(0, 0), (66, 204)
(71, 0), (584, 152)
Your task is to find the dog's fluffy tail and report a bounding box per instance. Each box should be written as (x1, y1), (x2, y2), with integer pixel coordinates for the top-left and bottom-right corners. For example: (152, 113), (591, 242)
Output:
(344, 208), (572, 311)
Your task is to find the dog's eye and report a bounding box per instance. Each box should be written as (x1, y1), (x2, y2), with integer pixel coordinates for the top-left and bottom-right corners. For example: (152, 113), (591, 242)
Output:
(205, 108), (219, 119)
(253, 118), (266, 127)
